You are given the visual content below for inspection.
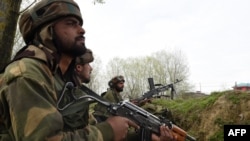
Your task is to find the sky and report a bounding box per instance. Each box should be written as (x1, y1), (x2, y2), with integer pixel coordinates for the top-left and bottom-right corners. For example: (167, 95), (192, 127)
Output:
(75, 0), (250, 94)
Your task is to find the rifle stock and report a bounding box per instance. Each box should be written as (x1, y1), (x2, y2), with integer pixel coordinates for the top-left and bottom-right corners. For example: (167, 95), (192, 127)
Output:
(172, 125), (196, 141)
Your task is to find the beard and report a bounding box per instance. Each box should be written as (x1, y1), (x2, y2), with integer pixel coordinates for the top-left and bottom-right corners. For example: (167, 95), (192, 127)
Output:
(83, 79), (90, 83)
(115, 86), (124, 92)
(64, 43), (86, 56)
(54, 35), (86, 56)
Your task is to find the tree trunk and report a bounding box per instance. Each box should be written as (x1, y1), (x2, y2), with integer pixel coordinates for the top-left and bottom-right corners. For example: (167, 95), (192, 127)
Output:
(0, 0), (22, 70)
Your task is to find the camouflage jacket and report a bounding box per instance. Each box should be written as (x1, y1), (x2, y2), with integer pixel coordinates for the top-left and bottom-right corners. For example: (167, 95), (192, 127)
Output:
(0, 45), (114, 141)
(93, 88), (123, 119)
(93, 89), (139, 141)
(103, 88), (123, 103)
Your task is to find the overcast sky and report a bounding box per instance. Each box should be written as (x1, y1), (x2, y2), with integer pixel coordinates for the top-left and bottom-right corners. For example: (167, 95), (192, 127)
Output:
(75, 0), (250, 94)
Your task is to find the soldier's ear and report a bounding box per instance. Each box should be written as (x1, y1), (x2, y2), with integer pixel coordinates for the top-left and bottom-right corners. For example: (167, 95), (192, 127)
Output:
(75, 65), (82, 72)
(77, 65), (81, 69)
(108, 81), (113, 88)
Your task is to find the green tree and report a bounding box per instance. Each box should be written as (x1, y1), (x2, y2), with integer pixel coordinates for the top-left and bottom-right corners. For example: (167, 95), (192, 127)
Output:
(105, 49), (193, 99)
(152, 49), (193, 96)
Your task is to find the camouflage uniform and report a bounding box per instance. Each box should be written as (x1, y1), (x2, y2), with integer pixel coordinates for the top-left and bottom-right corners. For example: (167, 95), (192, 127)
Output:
(92, 76), (139, 140)
(93, 76), (124, 121)
(93, 88), (123, 121)
(0, 0), (114, 140)
(73, 49), (94, 86)
(73, 49), (97, 125)
(141, 101), (174, 122)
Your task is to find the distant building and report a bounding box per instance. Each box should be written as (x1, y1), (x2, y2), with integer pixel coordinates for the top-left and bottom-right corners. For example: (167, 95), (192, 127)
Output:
(232, 82), (250, 91)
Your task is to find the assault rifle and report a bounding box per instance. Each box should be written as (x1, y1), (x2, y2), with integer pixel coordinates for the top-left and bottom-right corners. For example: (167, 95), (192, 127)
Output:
(59, 82), (196, 141)
(131, 78), (182, 104)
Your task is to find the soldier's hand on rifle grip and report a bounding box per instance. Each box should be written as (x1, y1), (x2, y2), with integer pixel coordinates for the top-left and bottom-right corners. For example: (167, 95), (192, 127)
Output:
(152, 125), (177, 141)
(106, 116), (139, 141)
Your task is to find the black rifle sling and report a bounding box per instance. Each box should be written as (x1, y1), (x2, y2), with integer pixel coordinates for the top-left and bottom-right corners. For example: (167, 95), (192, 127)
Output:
(80, 85), (109, 103)
(79, 85), (116, 109)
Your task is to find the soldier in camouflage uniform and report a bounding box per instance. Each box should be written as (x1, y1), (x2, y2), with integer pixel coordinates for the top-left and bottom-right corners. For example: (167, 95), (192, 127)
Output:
(92, 75), (141, 140)
(0, 0), (176, 140)
(0, 0), (138, 140)
(73, 49), (97, 125)
(74, 48), (94, 85)
(140, 100), (174, 122)
(93, 75), (125, 122)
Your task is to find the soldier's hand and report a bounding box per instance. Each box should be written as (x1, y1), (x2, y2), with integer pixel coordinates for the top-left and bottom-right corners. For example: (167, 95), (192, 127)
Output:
(106, 116), (139, 141)
(151, 125), (176, 141)
(139, 98), (152, 106)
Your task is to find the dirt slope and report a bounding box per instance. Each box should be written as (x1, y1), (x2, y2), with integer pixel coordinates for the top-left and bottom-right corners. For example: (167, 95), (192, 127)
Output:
(169, 91), (250, 141)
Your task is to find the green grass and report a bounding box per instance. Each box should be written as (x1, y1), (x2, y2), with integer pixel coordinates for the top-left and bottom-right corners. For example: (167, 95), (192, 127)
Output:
(150, 90), (250, 140)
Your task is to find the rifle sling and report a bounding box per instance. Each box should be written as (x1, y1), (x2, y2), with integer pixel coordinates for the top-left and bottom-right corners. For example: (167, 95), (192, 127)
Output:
(79, 85), (111, 106)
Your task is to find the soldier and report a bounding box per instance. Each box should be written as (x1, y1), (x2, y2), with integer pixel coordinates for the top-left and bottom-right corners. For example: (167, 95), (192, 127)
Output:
(0, 0), (176, 140)
(74, 48), (94, 85)
(73, 48), (97, 125)
(93, 75), (125, 122)
(141, 101), (174, 121)
(0, 0), (137, 140)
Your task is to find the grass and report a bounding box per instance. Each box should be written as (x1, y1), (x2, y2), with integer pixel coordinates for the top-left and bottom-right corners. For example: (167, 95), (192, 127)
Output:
(150, 90), (250, 140)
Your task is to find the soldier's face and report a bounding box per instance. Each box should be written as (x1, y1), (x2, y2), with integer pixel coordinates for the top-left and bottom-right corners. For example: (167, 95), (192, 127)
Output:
(53, 16), (86, 56)
(75, 63), (92, 83)
(116, 82), (124, 92)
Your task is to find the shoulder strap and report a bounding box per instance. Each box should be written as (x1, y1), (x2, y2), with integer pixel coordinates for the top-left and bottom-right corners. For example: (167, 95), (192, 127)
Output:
(79, 84), (111, 107)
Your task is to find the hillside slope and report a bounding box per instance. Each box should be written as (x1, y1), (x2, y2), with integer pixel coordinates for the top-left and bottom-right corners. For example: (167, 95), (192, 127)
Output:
(154, 90), (250, 141)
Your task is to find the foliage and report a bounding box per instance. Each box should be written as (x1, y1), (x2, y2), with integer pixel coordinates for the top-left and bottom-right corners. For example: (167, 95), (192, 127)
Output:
(149, 90), (250, 141)
(106, 49), (192, 99)
(153, 92), (222, 116)
(224, 90), (250, 104)
(208, 130), (224, 141)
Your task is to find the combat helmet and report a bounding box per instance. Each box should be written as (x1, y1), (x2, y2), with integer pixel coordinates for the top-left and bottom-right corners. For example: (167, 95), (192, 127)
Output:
(19, 0), (83, 44)
(108, 75), (125, 88)
(75, 49), (94, 65)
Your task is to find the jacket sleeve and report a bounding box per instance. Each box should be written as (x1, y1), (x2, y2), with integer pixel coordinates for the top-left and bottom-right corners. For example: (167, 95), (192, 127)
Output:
(1, 58), (113, 141)
(93, 90), (115, 119)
